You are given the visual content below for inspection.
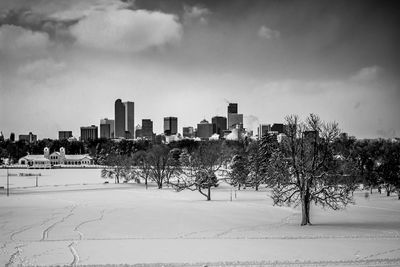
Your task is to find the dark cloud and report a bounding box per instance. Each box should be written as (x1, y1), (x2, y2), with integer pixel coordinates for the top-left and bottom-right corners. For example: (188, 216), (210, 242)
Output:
(0, 8), (78, 43)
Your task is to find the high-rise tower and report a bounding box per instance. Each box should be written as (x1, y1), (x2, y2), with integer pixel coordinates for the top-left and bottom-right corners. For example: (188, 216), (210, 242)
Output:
(115, 99), (135, 139)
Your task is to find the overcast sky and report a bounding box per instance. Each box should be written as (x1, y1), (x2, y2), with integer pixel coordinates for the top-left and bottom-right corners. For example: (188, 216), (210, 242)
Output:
(0, 0), (399, 139)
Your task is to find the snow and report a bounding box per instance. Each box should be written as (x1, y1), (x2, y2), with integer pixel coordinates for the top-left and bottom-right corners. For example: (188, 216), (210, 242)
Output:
(0, 169), (400, 266)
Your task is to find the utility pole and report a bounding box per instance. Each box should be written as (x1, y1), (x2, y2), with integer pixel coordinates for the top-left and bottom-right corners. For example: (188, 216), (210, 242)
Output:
(6, 166), (9, 197)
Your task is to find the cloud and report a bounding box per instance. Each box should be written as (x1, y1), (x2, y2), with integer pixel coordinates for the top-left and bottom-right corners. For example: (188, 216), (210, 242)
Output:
(183, 5), (210, 25)
(258, 25), (280, 40)
(0, 24), (50, 58)
(0, 8), (78, 43)
(350, 66), (383, 82)
(17, 58), (65, 81)
(70, 9), (182, 53)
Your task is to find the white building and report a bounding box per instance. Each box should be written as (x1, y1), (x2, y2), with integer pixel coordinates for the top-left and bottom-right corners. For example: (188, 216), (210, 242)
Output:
(18, 147), (93, 168)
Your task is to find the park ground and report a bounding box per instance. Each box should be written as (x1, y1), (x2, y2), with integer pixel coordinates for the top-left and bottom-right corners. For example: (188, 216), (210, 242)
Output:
(0, 169), (400, 266)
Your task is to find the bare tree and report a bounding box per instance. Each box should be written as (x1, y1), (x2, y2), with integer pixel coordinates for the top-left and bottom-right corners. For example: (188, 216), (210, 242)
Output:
(267, 114), (354, 225)
(132, 150), (152, 189)
(147, 145), (177, 189)
(171, 141), (224, 201)
(101, 154), (132, 184)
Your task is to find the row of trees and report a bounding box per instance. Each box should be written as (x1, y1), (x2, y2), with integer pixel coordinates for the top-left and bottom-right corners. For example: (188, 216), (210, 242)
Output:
(1, 114), (399, 225)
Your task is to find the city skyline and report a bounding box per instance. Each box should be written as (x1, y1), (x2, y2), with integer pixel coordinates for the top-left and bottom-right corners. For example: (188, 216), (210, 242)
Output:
(0, 0), (399, 140)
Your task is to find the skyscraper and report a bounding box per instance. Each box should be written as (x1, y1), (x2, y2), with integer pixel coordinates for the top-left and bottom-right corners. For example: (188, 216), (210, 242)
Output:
(227, 103), (238, 114)
(197, 120), (213, 139)
(164, 117), (178, 135)
(100, 118), (115, 139)
(227, 103), (243, 130)
(141, 119), (154, 140)
(80, 125), (98, 141)
(59, 131), (73, 140)
(115, 99), (134, 139)
(212, 116), (227, 137)
(257, 124), (271, 139)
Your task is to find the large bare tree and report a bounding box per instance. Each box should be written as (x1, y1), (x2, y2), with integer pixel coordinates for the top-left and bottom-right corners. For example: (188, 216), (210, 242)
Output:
(267, 114), (354, 225)
(171, 141), (224, 201)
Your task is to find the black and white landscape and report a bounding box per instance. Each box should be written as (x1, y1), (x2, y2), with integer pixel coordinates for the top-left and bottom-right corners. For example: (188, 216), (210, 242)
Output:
(0, 0), (399, 266)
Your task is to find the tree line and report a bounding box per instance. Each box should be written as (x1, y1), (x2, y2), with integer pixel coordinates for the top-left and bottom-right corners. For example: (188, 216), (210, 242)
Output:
(1, 114), (399, 225)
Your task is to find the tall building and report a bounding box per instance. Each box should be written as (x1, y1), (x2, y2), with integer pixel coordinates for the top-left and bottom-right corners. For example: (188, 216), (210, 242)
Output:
(9, 132), (15, 142)
(197, 119), (214, 139)
(227, 103), (243, 130)
(271, 123), (285, 134)
(228, 113), (243, 129)
(135, 124), (142, 139)
(115, 99), (135, 139)
(100, 118), (115, 139)
(183, 127), (195, 138)
(257, 124), (271, 139)
(212, 116), (227, 136)
(19, 132), (37, 143)
(164, 117), (178, 135)
(80, 125), (98, 141)
(59, 131), (73, 140)
(227, 103), (238, 114)
(141, 119), (154, 140)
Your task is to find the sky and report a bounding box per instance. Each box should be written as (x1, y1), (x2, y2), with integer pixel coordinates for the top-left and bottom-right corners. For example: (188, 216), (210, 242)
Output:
(0, 0), (399, 140)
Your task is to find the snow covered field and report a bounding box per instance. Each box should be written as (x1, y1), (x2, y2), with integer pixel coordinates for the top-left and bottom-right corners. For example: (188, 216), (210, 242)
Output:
(0, 169), (400, 266)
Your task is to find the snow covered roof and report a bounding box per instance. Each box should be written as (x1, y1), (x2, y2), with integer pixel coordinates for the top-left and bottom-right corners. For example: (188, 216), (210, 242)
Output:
(21, 155), (50, 162)
(65, 155), (92, 160)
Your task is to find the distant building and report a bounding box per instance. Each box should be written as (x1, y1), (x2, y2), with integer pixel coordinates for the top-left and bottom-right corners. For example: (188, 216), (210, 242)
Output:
(164, 117), (178, 136)
(228, 113), (243, 129)
(197, 120), (214, 139)
(115, 99), (135, 139)
(135, 124), (142, 139)
(59, 131), (73, 140)
(257, 124), (271, 139)
(141, 119), (154, 140)
(212, 116), (227, 137)
(227, 103), (243, 130)
(18, 147), (93, 168)
(0, 132), (4, 142)
(227, 103), (238, 114)
(100, 118), (115, 139)
(80, 125), (98, 141)
(10, 132), (15, 142)
(183, 126), (195, 138)
(19, 132), (37, 143)
(271, 123), (286, 134)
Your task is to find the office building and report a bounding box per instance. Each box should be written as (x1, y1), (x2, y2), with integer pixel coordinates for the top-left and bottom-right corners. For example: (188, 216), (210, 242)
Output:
(212, 116), (227, 137)
(271, 123), (285, 134)
(257, 124), (271, 139)
(59, 131), (73, 140)
(227, 103), (243, 130)
(135, 124), (142, 139)
(80, 125), (98, 141)
(141, 119), (154, 140)
(197, 120), (214, 139)
(164, 117), (178, 135)
(183, 127), (195, 138)
(100, 118), (115, 139)
(227, 103), (238, 114)
(115, 99), (135, 139)
(228, 113), (243, 129)
(19, 132), (37, 143)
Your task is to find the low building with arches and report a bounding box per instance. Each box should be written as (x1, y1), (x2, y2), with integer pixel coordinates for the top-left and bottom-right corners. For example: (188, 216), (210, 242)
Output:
(18, 147), (93, 168)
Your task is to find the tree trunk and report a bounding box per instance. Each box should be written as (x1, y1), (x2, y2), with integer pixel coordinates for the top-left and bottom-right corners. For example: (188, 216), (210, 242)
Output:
(301, 188), (311, 226)
(207, 186), (211, 201)
(255, 183), (259, 191)
(370, 187), (372, 194)
(145, 177), (148, 190)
